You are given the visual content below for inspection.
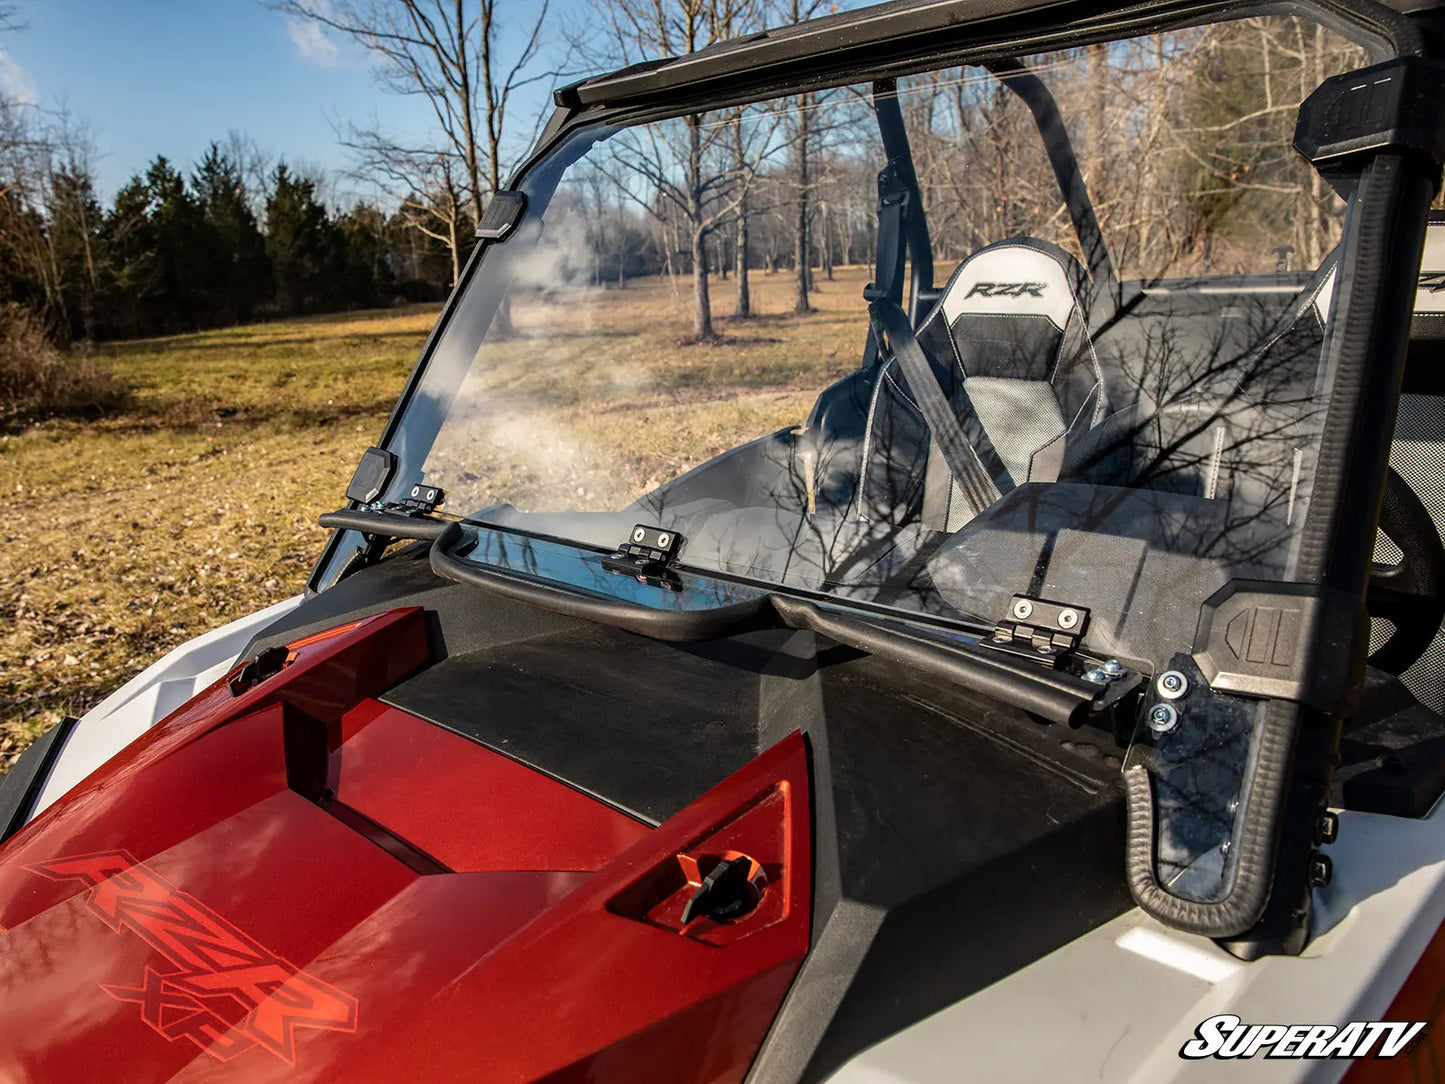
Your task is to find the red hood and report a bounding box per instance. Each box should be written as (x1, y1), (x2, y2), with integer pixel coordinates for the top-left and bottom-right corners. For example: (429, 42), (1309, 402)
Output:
(0, 609), (811, 1083)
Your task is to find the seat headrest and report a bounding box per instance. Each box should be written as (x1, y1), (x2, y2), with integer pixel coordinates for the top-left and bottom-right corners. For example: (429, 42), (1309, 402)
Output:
(936, 238), (1089, 333)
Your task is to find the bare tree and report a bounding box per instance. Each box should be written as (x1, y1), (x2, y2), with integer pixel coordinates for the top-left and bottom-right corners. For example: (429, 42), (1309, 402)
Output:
(595, 0), (764, 339)
(272, 0), (556, 278)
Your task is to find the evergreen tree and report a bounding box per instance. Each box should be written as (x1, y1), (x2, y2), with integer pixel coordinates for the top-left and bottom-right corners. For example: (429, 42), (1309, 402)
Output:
(98, 175), (157, 339)
(265, 163), (337, 315)
(142, 156), (210, 331)
(193, 144), (271, 323)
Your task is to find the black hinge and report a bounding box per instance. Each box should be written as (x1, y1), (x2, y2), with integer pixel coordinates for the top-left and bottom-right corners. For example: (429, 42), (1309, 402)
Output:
(989, 595), (1089, 664)
(602, 525), (684, 589)
(1294, 57), (1445, 174)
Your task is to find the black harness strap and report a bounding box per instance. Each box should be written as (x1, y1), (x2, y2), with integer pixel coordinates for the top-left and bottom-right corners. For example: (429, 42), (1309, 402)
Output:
(869, 298), (1000, 521)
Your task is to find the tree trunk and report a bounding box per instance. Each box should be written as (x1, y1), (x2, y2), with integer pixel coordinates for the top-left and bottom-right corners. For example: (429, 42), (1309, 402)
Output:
(692, 228), (713, 340)
(734, 205), (751, 317)
(822, 202), (834, 281)
(687, 114), (713, 339)
(794, 94), (811, 315)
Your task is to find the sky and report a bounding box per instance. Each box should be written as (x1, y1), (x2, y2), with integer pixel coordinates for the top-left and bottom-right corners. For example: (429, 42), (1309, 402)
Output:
(0, 0), (584, 205)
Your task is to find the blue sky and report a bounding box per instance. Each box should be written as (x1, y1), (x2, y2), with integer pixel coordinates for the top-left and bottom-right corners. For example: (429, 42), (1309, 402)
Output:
(1, 0), (581, 204)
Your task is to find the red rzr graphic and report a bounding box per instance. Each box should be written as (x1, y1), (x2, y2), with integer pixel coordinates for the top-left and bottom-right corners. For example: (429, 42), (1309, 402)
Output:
(27, 851), (358, 1065)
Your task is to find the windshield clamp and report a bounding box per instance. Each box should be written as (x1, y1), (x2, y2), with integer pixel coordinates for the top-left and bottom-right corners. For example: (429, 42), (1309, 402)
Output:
(990, 595), (1090, 664)
(602, 524), (684, 588)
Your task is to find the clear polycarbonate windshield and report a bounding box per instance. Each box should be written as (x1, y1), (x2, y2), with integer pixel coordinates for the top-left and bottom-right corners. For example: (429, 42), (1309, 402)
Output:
(381, 14), (1372, 689)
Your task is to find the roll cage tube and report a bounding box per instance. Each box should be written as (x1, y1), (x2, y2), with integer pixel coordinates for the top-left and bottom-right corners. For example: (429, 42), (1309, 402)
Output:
(867, 60), (1115, 332)
(985, 58), (1116, 298)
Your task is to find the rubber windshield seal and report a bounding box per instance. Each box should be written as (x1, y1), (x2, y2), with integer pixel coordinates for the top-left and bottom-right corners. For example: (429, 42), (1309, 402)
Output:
(429, 522), (1100, 725)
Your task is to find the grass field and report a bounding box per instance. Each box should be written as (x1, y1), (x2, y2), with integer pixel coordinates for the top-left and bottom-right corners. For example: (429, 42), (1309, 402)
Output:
(0, 265), (871, 774)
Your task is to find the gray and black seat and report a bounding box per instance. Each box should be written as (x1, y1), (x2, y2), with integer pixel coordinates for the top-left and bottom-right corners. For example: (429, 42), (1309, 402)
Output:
(853, 237), (1106, 530)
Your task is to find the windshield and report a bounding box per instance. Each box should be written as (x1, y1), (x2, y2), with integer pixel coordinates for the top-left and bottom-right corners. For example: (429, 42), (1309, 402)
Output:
(372, 16), (1371, 671)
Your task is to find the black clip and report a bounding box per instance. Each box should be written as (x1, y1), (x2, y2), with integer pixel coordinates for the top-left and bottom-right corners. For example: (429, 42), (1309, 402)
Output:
(989, 595), (1089, 664)
(398, 484), (445, 514)
(602, 524), (683, 589)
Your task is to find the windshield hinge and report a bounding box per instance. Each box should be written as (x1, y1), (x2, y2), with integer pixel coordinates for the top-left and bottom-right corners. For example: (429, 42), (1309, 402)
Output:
(602, 524), (684, 590)
(989, 595), (1090, 664)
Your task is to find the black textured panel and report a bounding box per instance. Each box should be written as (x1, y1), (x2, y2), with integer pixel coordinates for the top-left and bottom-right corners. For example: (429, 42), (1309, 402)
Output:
(383, 627), (776, 824)
(1384, 394), (1445, 712)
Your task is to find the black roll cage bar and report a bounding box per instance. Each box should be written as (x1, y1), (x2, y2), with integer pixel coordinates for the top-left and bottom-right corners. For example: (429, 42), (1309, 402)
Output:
(867, 59), (1116, 331)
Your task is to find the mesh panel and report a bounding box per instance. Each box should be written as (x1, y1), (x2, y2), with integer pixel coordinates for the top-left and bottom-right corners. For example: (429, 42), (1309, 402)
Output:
(965, 377), (1066, 484)
(1381, 394), (1445, 712)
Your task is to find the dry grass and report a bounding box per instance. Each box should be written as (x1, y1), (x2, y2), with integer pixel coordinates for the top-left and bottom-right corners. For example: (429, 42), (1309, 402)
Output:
(0, 267), (873, 773)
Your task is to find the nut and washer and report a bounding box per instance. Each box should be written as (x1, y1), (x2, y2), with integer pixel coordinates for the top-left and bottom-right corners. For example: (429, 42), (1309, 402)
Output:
(1012, 599), (1034, 620)
(1156, 670), (1189, 700)
(1082, 668), (1109, 685)
(1146, 702), (1179, 734)
(1102, 658), (1125, 677)
(1057, 608), (1080, 630)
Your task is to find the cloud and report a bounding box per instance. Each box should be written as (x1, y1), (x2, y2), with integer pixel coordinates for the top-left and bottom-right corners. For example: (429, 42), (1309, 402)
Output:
(286, 15), (340, 68)
(0, 50), (37, 105)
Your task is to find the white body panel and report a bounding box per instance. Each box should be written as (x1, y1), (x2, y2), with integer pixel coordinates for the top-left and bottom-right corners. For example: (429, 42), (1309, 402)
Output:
(25, 595), (302, 819)
(829, 802), (1445, 1083)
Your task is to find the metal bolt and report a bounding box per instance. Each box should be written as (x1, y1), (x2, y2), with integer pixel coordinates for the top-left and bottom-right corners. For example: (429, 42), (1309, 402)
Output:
(1102, 658), (1125, 677)
(411, 485), (421, 498)
(1057, 608), (1080, 630)
(1012, 599), (1033, 620)
(1220, 839), (1231, 856)
(1147, 702), (1179, 734)
(993, 629), (1011, 642)
(1035, 644), (1053, 655)
(656, 532), (671, 548)
(1082, 668), (1109, 685)
(632, 527), (646, 543)
(1157, 670), (1189, 700)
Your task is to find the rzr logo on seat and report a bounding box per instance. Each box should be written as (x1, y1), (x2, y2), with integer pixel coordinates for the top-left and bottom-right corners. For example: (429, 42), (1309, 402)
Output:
(28, 851), (359, 1065)
(965, 281), (1047, 298)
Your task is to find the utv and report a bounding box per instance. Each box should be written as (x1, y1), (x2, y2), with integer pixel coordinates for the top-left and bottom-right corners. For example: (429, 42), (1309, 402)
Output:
(2, 0), (1444, 1079)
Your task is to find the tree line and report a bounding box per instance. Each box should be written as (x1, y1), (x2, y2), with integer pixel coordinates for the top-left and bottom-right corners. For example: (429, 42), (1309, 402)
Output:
(0, 0), (1378, 357)
(0, 139), (461, 345)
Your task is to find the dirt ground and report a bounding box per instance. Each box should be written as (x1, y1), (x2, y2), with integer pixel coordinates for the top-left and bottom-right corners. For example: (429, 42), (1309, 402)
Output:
(1, 266), (872, 773)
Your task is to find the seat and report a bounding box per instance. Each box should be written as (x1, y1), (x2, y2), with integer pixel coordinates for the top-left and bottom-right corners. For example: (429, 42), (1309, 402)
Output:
(855, 237), (1105, 531)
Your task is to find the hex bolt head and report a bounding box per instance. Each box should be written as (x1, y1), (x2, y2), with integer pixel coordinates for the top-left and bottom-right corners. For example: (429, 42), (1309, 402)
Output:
(1082, 668), (1109, 685)
(1057, 608), (1079, 630)
(1156, 670), (1189, 700)
(1102, 658), (1125, 676)
(1012, 599), (1033, 620)
(1146, 702), (1179, 734)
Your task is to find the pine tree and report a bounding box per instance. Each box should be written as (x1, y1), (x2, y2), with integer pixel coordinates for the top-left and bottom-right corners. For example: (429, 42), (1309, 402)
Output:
(265, 163), (337, 315)
(193, 144), (271, 323)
